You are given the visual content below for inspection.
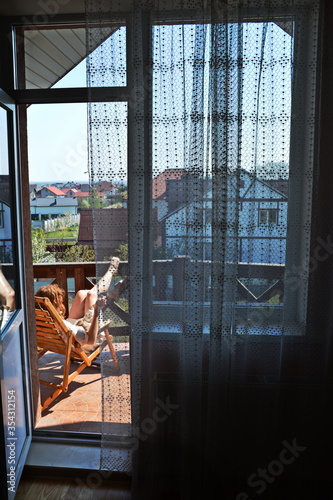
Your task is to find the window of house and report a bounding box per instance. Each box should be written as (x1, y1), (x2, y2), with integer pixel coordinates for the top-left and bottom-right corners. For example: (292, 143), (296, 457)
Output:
(0, 210), (3, 228)
(259, 209), (278, 225)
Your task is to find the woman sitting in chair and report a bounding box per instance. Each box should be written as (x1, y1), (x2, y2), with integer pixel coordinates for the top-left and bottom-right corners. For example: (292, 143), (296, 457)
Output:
(35, 257), (123, 346)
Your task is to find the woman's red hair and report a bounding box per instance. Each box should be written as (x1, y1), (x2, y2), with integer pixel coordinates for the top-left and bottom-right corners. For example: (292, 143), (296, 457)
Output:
(35, 284), (66, 317)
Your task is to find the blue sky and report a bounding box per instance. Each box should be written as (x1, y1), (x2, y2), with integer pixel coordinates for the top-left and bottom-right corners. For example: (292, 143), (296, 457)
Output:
(27, 28), (126, 184)
(27, 61), (88, 183)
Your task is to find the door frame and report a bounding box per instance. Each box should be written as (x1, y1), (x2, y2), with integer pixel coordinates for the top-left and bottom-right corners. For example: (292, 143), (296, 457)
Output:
(0, 90), (33, 500)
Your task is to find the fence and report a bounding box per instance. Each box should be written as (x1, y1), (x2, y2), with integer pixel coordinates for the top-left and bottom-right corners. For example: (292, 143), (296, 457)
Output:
(42, 214), (80, 233)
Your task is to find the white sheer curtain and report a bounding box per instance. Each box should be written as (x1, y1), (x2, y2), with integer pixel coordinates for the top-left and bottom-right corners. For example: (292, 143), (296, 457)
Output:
(85, 1), (329, 498)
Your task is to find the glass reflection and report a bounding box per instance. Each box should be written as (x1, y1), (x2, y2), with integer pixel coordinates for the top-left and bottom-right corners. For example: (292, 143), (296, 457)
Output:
(0, 106), (15, 330)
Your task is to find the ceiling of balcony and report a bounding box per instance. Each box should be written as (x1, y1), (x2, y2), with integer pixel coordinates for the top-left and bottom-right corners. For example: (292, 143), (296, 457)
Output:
(23, 27), (87, 89)
(0, 1), (117, 89)
(0, 1), (85, 88)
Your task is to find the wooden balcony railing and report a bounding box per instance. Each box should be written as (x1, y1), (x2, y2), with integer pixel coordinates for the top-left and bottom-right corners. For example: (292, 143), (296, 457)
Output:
(33, 258), (285, 335)
(152, 256), (285, 303)
(33, 257), (285, 307)
(33, 261), (128, 299)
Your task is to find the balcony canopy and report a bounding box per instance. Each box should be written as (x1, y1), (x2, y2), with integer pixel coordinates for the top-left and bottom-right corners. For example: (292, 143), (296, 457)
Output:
(22, 25), (116, 89)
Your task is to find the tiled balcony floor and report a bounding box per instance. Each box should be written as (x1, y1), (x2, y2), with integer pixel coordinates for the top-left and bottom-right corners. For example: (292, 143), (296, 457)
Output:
(36, 342), (131, 433)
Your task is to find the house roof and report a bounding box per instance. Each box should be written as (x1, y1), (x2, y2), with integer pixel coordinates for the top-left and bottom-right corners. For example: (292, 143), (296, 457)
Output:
(62, 188), (79, 194)
(40, 186), (65, 196)
(30, 197), (78, 207)
(0, 199), (10, 208)
(96, 181), (119, 191)
(72, 192), (90, 197)
(152, 169), (185, 200)
(262, 178), (289, 197)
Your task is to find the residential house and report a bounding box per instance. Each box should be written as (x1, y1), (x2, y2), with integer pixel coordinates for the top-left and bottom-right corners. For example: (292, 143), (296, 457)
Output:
(35, 186), (65, 198)
(72, 190), (91, 199)
(61, 187), (80, 197)
(60, 187), (91, 209)
(152, 168), (185, 220)
(80, 183), (91, 192)
(96, 180), (120, 197)
(30, 197), (79, 228)
(160, 169), (288, 264)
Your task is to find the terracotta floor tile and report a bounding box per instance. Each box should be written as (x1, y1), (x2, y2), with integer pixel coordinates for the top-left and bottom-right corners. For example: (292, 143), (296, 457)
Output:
(36, 343), (131, 433)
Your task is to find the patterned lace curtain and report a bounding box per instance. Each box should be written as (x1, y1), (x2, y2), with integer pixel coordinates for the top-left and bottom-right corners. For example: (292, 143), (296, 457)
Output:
(86, 7), (132, 473)
(85, 1), (329, 498)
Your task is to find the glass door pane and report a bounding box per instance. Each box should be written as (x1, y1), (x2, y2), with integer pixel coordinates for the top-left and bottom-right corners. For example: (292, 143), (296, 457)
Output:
(0, 106), (16, 331)
(0, 95), (32, 500)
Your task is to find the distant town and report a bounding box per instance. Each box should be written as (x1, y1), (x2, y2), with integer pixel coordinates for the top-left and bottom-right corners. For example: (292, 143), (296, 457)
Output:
(0, 168), (289, 266)
(28, 179), (128, 263)
(25, 168), (289, 268)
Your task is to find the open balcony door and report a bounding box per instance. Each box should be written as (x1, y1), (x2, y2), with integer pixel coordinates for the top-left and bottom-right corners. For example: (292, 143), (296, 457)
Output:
(0, 90), (33, 500)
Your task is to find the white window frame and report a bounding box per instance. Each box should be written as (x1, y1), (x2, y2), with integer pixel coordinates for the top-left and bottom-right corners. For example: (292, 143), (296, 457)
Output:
(259, 208), (278, 225)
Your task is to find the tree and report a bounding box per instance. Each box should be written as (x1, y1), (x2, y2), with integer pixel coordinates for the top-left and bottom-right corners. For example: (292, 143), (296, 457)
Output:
(56, 244), (95, 262)
(114, 243), (128, 260)
(31, 226), (53, 263)
(79, 189), (108, 209)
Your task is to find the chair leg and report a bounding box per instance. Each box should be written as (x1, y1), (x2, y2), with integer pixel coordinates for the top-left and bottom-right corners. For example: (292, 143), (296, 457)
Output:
(41, 388), (64, 412)
(104, 329), (120, 371)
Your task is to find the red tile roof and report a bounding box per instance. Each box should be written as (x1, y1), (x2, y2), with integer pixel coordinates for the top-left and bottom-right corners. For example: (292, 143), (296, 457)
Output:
(152, 169), (185, 199)
(43, 186), (65, 196)
(72, 192), (90, 197)
(63, 188), (80, 194)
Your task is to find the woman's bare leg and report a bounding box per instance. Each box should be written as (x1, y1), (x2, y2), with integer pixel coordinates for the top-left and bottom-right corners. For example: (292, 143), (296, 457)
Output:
(68, 257), (119, 319)
(95, 257), (120, 295)
(68, 289), (97, 319)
